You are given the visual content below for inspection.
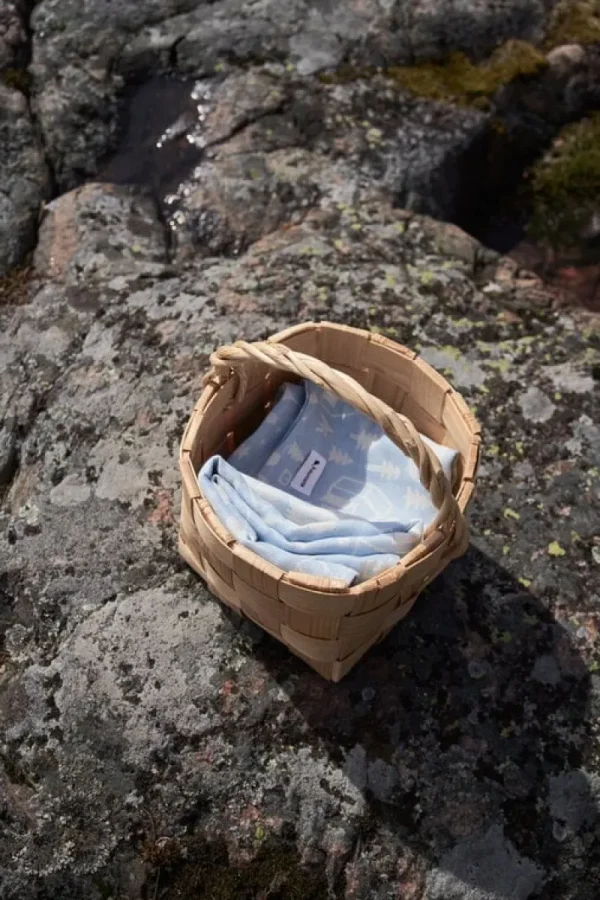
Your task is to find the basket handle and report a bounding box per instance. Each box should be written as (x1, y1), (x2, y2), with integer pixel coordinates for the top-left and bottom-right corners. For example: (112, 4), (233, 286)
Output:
(208, 339), (467, 552)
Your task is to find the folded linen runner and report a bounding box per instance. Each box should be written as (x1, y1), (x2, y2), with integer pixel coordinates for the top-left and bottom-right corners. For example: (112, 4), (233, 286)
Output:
(197, 380), (458, 586)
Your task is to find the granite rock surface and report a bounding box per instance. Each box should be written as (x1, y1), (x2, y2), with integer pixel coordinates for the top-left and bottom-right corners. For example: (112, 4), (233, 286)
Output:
(0, 83), (49, 278)
(1, 1), (600, 898)
(1, 1), (599, 278)
(1, 182), (600, 898)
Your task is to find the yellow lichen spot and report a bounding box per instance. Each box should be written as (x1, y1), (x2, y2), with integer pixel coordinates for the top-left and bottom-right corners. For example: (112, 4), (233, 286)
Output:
(554, 392), (562, 401)
(519, 577), (532, 588)
(478, 384), (490, 394)
(385, 272), (397, 287)
(420, 270), (435, 285)
(515, 441), (524, 456)
(441, 344), (462, 360)
(367, 127), (383, 142)
(504, 508), (521, 520)
(483, 528), (492, 536)
(571, 530), (581, 542)
(350, 222), (362, 231)
(486, 358), (511, 374)
(548, 540), (566, 557)
(393, 222), (406, 234)
(487, 444), (500, 457)
(503, 544), (511, 556)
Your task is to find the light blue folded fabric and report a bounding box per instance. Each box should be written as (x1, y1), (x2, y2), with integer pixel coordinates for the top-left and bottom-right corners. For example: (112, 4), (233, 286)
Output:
(198, 380), (458, 586)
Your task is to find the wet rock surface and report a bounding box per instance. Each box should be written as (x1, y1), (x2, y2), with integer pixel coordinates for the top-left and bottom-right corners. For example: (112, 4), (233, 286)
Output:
(22, 0), (588, 196)
(1, 1), (600, 898)
(154, 70), (489, 260)
(1, 184), (600, 898)
(0, 0), (598, 290)
(73, 48), (600, 269)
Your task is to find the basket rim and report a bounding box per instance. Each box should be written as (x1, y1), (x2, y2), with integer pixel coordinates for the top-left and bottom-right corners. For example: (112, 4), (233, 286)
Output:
(180, 321), (482, 598)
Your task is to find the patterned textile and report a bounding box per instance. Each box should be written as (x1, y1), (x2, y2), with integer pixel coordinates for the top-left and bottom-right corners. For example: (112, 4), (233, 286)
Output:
(198, 381), (457, 586)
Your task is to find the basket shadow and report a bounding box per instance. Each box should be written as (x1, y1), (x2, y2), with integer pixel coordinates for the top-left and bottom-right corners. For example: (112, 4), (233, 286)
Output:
(250, 543), (596, 897)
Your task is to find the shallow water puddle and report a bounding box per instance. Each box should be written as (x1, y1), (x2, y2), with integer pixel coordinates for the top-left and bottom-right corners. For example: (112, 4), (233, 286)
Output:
(98, 75), (212, 204)
(99, 74), (600, 309)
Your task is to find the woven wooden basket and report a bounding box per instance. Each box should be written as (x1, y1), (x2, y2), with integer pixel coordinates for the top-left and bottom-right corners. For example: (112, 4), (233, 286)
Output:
(179, 322), (481, 681)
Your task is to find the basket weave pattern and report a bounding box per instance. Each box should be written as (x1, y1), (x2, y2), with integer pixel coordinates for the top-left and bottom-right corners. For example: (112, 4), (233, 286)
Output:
(179, 322), (481, 681)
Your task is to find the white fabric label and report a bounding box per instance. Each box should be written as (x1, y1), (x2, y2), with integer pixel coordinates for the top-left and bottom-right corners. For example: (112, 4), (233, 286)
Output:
(291, 450), (327, 496)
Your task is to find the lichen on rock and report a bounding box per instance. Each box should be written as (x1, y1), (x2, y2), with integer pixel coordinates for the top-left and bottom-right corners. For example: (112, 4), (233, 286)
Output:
(0, 83), (49, 278)
(1, 2), (600, 898)
(1, 179), (600, 898)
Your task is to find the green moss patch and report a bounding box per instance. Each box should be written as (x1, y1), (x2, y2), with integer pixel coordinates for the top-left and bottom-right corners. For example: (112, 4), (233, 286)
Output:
(386, 41), (547, 107)
(143, 835), (331, 899)
(526, 114), (600, 247)
(544, 0), (600, 48)
(0, 265), (33, 306)
(320, 40), (547, 107)
(0, 67), (32, 95)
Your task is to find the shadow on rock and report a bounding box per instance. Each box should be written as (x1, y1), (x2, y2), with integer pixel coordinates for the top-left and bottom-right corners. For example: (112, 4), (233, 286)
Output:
(252, 543), (597, 898)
